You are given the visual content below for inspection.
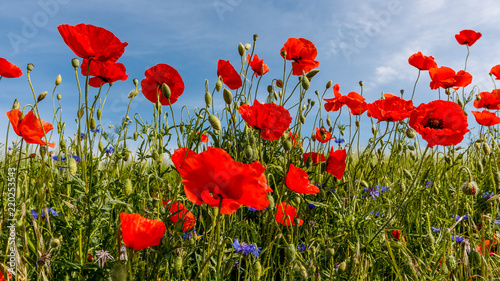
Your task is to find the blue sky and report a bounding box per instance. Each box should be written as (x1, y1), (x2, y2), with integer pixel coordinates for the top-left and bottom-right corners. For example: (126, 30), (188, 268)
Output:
(1, 0), (500, 151)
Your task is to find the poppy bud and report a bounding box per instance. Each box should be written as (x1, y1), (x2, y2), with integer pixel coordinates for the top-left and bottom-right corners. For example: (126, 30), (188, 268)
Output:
(60, 139), (66, 150)
(133, 131), (139, 141)
(276, 79), (283, 88)
(360, 180), (369, 188)
(128, 90), (138, 99)
(457, 98), (464, 109)
(238, 42), (245, 56)
(267, 194), (275, 210)
(37, 91), (48, 102)
(161, 83), (171, 100)
(77, 109), (84, 119)
(306, 69), (320, 80)
(462, 181), (479, 195)
(327, 248), (335, 258)
(110, 263), (127, 281)
(253, 261), (262, 280)
(483, 142), (491, 155)
(133, 78), (138, 86)
(98, 140), (104, 152)
(39, 145), (47, 159)
(273, 91), (279, 101)
(253, 34), (258, 41)
(12, 99), (20, 110)
(326, 117), (332, 127)
(55, 74), (62, 86)
(337, 261), (347, 273)
(208, 114), (221, 131)
(27, 63), (34, 71)
(281, 50), (287, 58)
(56, 94), (62, 101)
(301, 74), (310, 90)
(95, 110), (102, 122)
(71, 58), (79, 68)
(174, 256), (183, 273)
(477, 161), (484, 173)
(355, 120), (360, 127)
(306, 155), (313, 168)
(326, 80), (332, 89)
(371, 124), (377, 135)
(123, 149), (130, 161)
(50, 238), (61, 249)
(283, 140), (292, 151)
(311, 133), (316, 141)
(286, 244), (296, 262)
(311, 100), (316, 106)
(446, 256), (457, 271)
(403, 169), (413, 180)
(244, 145), (254, 160)
(223, 88), (233, 105)
(405, 128), (416, 139)
(494, 172), (500, 189)
(69, 157), (77, 175)
(89, 118), (96, 131)
(215, 79), (222, 92)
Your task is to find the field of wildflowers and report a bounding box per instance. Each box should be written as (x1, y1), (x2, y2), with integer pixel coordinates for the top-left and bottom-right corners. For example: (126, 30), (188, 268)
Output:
(1, 24), (500, 280)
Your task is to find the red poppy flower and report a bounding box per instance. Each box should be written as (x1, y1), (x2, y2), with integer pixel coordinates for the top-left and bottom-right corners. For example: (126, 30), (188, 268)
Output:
(455, 29), (482, 46)
(409, 100), (469, 148)
(86, 253), (93, 262)
(476, 238), (497, 256)
(0, 58), (22, 78)
(177, 147), (272, 215)
(6, 109), (54, 147)
(286, 164), (319, 195)
(58, 23), (128, 62)
(81, 59), (128, 88)
(238, 100), (292, 141)
(315, 127), (332, 143)
(141, 63), (185, 105)
(171, 147), (197, 169)
(474, 90), (500, 110)
(217, 60), (242, 90)
(247, 54), (269, 77)
(324, 83), (346, 112)
(325, 148), (347, 180)
(163, 201), (195, 232)
(471, 110), (500, 126)
(391, 230), (405, 242)
(408, 52), (437, 71)
(429, 66), (472, 90)
(198, 132), (208, 143)
(120, 213), (166, 251)
(490, 65), (500, 80)
(0, 270), (11, 281)
(288, 132), (302, 147)
(303, 152), (326, 165)
(280, 38), (320, 76)
(276, 202), (303, 226)
(345, 92), (368, 115)
(367, 94), (415, 123)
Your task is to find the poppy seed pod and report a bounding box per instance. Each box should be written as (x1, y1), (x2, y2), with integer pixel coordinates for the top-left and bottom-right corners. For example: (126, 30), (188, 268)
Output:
(161, 83), (171, 100)
(49, 238), (61, 249)
(57, 94), (62, 101)
(286, 244), (296, 262)
(462, 181), (479, 195)
(337, 261), (347, 273)
(283, 140), (292, 151)
(37, 91), (48, 103)
(71, 58), (79, 68)
(55, 74), (62, 86)
(133, 78), (138, 86)
(208, 114), (221, 131)
(223, 88), (233, 105)
(27, 63), (34, 71)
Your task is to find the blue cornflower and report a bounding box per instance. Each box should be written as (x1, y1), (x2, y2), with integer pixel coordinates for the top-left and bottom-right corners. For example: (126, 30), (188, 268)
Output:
(431, 227), (442, 232)
(41, 207), (58, 218)
(494, 215), (500, 226)
(297, 243), (307, 252)
(334, 138), (345, 144)
(454, 215), (470, 221)
(362, 185), (389, 200)
(247, 206), (267, 212)
(451, 235), (465, 243)
(371, 211), (383, 218)
(80, 133), (85, 140)
(91, 128), (100, 134)
(52, 155), (67, 161)
(30, 210), (39, 219)
(72, 155), (81, 162)
(425, 180), (433, 188)
(106, 146), (114, 155)
(231, 238), (261, 257)
(308, 204), (316, 209)
(483, 192), (495, 199)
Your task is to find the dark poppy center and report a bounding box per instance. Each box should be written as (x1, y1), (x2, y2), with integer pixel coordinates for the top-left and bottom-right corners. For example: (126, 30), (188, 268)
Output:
(424, 118), (444, 129)
(292, 56), (302, 63)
